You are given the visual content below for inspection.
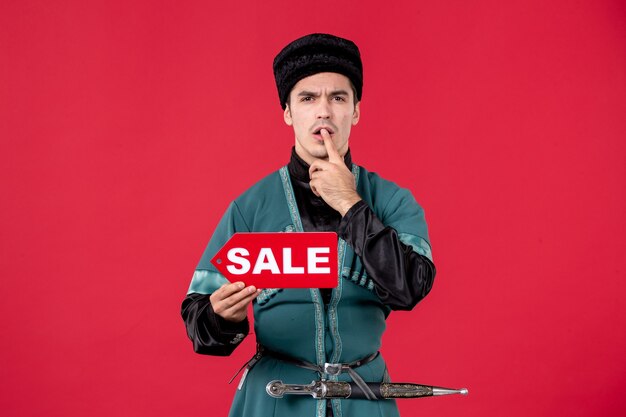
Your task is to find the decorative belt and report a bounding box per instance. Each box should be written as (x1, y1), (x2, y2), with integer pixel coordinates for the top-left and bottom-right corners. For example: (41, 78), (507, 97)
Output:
(231, 344), (380, 400)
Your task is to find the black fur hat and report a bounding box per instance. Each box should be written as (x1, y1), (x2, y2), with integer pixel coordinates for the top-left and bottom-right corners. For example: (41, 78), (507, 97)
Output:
(273, 33), (363, 109)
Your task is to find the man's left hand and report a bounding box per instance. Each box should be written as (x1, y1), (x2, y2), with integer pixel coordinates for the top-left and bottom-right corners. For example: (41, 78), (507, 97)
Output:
(309, 129), (362, 216)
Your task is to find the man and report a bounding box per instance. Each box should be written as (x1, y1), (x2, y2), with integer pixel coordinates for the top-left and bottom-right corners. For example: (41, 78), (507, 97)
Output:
(182, 33), (436, 417)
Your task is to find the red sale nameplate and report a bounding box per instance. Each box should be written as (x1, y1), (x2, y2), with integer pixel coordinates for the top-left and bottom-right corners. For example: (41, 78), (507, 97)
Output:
(211, 232), (338, 289)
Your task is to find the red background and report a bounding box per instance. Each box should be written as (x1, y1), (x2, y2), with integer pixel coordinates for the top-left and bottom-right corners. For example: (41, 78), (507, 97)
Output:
(1, 1), (625, 416)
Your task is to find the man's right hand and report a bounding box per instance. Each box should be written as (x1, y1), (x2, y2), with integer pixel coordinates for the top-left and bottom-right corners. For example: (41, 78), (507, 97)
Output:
(209, 282), (260, 322)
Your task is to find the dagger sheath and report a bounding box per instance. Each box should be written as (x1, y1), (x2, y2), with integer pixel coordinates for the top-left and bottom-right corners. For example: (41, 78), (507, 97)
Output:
(266, 380), (468, 400)
(340, 382), (433, 399)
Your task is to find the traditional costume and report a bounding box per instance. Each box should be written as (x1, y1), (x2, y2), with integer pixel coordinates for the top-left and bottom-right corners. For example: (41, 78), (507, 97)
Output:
(181, 33), (436, 417)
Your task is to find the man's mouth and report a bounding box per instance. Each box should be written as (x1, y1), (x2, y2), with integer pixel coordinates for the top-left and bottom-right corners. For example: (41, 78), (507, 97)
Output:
(312, 127), (335, 136)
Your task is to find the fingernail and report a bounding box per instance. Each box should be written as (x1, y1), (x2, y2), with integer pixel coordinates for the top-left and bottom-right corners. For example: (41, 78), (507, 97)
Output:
(248, 286), (257, 293)
(238, 282), (245, 289)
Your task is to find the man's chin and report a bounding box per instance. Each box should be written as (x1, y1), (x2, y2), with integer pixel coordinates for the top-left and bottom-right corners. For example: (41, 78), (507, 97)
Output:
(295, 142), (329, 162)
(304, 142), (326, 154)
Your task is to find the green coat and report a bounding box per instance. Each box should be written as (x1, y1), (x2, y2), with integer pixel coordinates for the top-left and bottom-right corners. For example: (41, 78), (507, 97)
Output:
(188, 165), (432, 417)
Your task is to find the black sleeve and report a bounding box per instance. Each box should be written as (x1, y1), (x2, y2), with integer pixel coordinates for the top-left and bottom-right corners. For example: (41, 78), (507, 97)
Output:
(181, 293), (249, 356)
(337, 200), (436, 310)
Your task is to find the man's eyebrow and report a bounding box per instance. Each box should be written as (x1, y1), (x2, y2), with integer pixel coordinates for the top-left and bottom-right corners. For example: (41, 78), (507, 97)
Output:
(296, 89), (350, 96)
(297, 90), (320, 97)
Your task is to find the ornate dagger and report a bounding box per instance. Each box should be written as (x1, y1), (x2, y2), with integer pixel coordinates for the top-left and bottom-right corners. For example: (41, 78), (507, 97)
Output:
(266, 380), (468, 400)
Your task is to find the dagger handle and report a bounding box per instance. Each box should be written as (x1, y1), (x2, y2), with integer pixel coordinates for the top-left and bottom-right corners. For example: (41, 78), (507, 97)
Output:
(266, 380), (326, 398)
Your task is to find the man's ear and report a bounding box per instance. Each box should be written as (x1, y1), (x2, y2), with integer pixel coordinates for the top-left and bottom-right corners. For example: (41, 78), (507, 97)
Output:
(352, 101), (360, 125)
(284, 105), (293, 126)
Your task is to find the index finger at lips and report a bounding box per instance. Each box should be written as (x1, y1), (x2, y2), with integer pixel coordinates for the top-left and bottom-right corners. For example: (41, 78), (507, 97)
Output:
(321, 129), (342, 163)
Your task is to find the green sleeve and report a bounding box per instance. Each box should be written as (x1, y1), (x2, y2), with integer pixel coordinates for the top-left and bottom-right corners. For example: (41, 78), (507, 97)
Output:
(187, 201), (250, 294)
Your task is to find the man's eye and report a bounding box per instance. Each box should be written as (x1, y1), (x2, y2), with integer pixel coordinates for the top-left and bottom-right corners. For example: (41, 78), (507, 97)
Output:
(332, 96), (346, 102)
(301, 96), (313, 102)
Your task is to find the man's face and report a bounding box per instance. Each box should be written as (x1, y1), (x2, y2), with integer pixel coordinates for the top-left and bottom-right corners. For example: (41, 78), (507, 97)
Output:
(284, 72), (360, 165)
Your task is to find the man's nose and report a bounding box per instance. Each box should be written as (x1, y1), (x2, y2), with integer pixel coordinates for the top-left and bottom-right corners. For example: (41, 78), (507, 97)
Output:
(316, 100), (331, 119)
